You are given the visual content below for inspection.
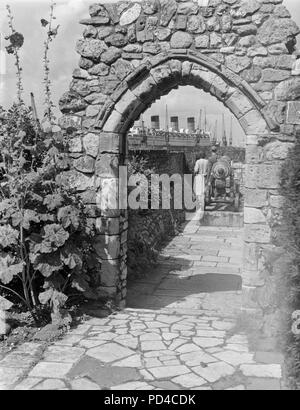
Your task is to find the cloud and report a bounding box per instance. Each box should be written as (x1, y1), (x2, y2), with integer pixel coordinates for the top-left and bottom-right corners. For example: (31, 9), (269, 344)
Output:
(55, 0), (88, 25)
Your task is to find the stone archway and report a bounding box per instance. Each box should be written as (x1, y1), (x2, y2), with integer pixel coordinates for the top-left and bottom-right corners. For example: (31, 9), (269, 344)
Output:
(59, 0), (300, 337)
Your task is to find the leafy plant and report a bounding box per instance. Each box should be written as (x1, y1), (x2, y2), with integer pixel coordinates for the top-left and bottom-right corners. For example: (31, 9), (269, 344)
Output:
(0, 4), (100, 324)
(0, 103), (98, 323)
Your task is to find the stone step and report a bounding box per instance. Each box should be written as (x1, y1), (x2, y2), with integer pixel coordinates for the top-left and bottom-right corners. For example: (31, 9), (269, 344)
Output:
(201, 212), (244, 228)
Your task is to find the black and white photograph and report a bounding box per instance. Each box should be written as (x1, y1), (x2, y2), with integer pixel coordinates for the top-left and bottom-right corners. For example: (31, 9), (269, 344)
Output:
(0, 0), (300, 393)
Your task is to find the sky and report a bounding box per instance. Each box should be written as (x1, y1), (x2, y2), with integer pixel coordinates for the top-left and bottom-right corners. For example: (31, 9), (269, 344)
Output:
(0, 0), (299, 147)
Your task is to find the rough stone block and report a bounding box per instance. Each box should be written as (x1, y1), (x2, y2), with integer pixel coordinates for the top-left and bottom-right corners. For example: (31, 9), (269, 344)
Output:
(243, 242), (258, 272)
(190, 67), (217, 92)
(74, 155), (95, 173)
(257, 17), (300, 46)
(245, 145), (263, 164)
(115, 89), (143, 117)
(96, 217), (120, 235)
(98, 177), (119, 214)
(195, 35), (209, 48)
(269, 195), (284, 209)
(225, 90), (253, 119)
(263, 141), (294, 160)
(239, 110), (268, 134)
(244, 188), (267, 208)
(95, 153), (119, 177)
(120, 3), (141, 26)
(225, 55), (251, 73)
(244, 207), (266, 224)
(274, 78), (300, 101)
(99, 132), (121, 153)
(244, 224), (271, 244)
(58, 170), (95, 192)
(242, 270), (265, 287)
(210, 75), (230, 100)
(160, 0), (177, 27)
(130, 74), (158, 104)
(94, 234), (120, 260)
(69, 136), (83, 153)
(245, 163), (281, 190)
(76, 39), (107, 61)
(83, 133), (100, 157)
(257, 164), (281, 189)
(59, 115), (82, 131)
(286, 101), (300, 125)
(261, 68), (290, 83)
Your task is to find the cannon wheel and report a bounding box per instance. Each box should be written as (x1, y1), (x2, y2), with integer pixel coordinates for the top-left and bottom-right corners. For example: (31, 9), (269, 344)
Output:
(205, 182), (212, 207)
(234, 192), (240, 212)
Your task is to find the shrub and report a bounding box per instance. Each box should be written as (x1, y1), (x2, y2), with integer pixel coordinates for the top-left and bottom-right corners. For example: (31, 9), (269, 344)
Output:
(0, 3), (100, 325)
(0, 103), (98, 324)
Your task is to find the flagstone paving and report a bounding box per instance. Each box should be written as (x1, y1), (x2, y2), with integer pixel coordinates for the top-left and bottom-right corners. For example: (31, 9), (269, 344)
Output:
(0, 222), (284, 390)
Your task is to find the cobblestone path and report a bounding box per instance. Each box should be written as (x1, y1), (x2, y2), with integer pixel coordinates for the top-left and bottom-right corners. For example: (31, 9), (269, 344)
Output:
(1, 222), (284, 390)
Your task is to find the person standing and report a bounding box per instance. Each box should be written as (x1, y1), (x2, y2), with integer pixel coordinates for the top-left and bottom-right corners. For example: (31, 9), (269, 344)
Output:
(193, 153), (209, 221)
(207, 146), (218, 180)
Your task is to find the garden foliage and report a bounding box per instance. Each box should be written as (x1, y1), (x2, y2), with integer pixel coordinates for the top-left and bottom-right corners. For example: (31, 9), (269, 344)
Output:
(0, 104), (97, 323)
(0, 3), (98, 324)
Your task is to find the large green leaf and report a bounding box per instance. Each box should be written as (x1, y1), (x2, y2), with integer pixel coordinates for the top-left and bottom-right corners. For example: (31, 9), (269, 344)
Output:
(12, 209), (40, 230)
(0, 253), (24, 284)
(38, 213), (55, 222)
(0, 199), (14, 214)
(60, 243), (82, 270)
(38, 288), (53, 305)
(0, 225), (19, 248)
(57, 206), (80, 230)
(34, 224), (69, 253)
(39, 288), (68, 311)
(43, 193), (64, 211)
(0, 295), (13, 310)
(34, 252), (63, 277)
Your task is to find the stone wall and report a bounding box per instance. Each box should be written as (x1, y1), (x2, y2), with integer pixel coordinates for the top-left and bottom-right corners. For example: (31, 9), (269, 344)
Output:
(58, 0), (300, 336)
(130, 150), (186, 175)
(127, 150), (185, 280)
(127, 209), (184, 279)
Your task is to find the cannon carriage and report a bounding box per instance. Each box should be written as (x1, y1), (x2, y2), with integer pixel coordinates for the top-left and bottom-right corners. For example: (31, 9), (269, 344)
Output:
(205, 156), (240, 212)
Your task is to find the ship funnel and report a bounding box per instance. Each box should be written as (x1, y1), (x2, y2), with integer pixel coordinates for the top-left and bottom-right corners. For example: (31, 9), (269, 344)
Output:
(187, 117), (195, 133)
(170, 116), (179, 131)
(151, 115), (160, 130)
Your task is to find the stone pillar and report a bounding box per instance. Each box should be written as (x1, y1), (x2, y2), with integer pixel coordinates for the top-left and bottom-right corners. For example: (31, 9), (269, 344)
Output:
(94, 131), (127, 308)
(242, 133), (295, 341)
(242, 135), (267, 322)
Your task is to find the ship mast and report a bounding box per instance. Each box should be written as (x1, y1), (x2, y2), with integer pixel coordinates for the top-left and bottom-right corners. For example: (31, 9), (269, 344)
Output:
(229, 117), (233, 146)
(140, 114), (147, 145)
(165, 104), (169, 132)
(222, 113), (227, 146)
(212, 119), (218, 145)
(165, 104), (170, 148)
(198, 109), (202, 132)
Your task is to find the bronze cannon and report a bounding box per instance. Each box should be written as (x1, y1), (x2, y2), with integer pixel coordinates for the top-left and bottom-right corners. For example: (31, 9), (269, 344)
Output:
(205, 156), (240, 212)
